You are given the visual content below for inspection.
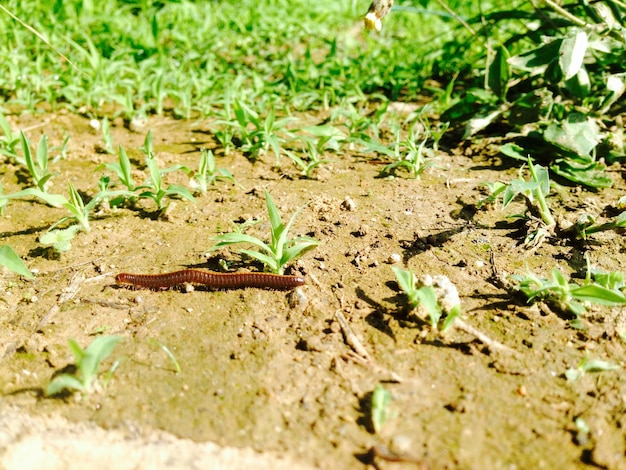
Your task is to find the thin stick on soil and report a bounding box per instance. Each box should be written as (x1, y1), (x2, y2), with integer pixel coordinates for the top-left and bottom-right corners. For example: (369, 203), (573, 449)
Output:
(37, 271), (86, 329)
(334, 310), (371, 362)
(453, 318), (519, 356)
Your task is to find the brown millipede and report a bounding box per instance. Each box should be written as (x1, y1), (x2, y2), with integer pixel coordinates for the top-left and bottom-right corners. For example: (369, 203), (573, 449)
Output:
(115, 269), (305, 290)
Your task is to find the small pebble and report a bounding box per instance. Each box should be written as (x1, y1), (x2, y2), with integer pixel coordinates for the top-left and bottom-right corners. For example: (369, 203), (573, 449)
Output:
(340, 196), (356, 211)
(386, 253), (402, 264)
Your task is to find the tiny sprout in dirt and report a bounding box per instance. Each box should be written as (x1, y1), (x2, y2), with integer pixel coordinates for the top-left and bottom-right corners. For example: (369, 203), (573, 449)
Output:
(392, 267), (461, 332)
(370, 383), (392, 434)
(209, 191), (319, 274)
(46, 336), (122, 396)
(565, 356), (620, 382)
(189, 149), (240, 192)
(510, 266), (626, 318)
(139, 152), (194, 211)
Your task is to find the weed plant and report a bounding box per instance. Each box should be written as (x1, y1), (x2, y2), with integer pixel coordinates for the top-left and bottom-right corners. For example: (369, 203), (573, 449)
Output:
(209, 191), (319, 274)
(392, 266), (461, 332)
(46, 336), (122, 396)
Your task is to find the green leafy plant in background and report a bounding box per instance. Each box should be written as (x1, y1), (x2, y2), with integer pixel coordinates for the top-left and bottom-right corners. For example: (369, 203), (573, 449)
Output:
(231, 100), (295, 163)
(209, 191), (319, 274)
(0, 245), (34, 279)
(0, 112), (20, 160)
(97, 117), (115, 154)
(438, 1), (626, 188)
(20, 131), (55, 192)
(138, 152), (194, 211)
(189, 149), (240, 192)
(46, 336), (122, 396)
(392, 266), (461, 332)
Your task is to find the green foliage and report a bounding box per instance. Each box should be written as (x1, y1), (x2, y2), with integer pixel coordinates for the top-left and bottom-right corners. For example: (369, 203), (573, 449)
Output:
(46, 336), (122, 396)
(0, 112), (20, 160)
(440, 1), (626, 187)
(502, 157), (555, 228)
(370, 384), (392, 434)
(565, 356), (620, 382)
(20, 131), (55, 192)
(98, 117), (115, 155)
(189, 149), (239, 192)
(138, 152), (194, 211)
(40, 225), (81, 253)
(392, 266), (461, 332)
(510, 267), (626, 318)
(574, 211), (626, 240)
(209, 191), (319, 274)
(0, 245), (33, 279)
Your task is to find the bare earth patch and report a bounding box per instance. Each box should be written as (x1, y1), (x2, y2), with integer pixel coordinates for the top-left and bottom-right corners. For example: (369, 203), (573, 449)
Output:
(1, 111), (625, 469)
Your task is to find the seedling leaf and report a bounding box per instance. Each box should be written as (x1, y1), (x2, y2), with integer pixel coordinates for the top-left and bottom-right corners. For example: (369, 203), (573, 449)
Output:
(0, 245), (34, 279)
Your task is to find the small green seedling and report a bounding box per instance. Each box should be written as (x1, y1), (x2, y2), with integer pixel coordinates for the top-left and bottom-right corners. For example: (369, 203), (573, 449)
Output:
(20, 131), (55, 192)
(98, 117), (115, 154)
(392, 266), (461, 332)
(139, 152), (194, 210)
(0, 112), (20, 161)
(510, 266), (626, 317)
(99, 145), (140, 204)
(565, 356), (620, 382)
(0, 245), (34, 279)
(380, 123), (436, 179)
(149, 339), (181, 374)
(189, 149), (240, 192)
(233, 100), (294, 163)
(574, 211), (626, 239)
(285, 126), (340, 178)
(139, 129), (154, 156)
(208, 191), (319, 274)
(370, 383), (392, 434)
(477, 181), (507, 208)
(46, 336), (122, 396)
(51, 134), (70, 163)
(502, 158), (555, 228)
(40, 225), (81, 253)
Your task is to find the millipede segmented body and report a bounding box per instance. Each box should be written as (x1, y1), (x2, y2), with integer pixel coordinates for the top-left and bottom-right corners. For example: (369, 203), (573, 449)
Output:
(115, 269), (305, 290)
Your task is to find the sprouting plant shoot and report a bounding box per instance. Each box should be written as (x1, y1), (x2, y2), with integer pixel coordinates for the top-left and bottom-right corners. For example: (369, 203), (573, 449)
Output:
(0, 244), (33, 279)
(139, 152), (194, 210)
(502, 158), (555, 226)
(40, 225), (81, 253)
(140, 129), (154, 156)
(98, 117), (115, 154)
(565, 356), (620, 382)
(208, 191), (319, 274)
(370, 383), (392, 434)
(20, 131), (55, 192)
(46, 336), (122, 396)
(189, 149), (240, 192)
(573, 211), (626, 240)
(510, 266), (626, 318)
(392, 266), (461, 332)
(0, 112), (20, 161)
(232, 100), (294, 163)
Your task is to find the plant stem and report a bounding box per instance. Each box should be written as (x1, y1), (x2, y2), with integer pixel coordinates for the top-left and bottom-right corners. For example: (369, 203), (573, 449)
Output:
(528, 161), (555, 227)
